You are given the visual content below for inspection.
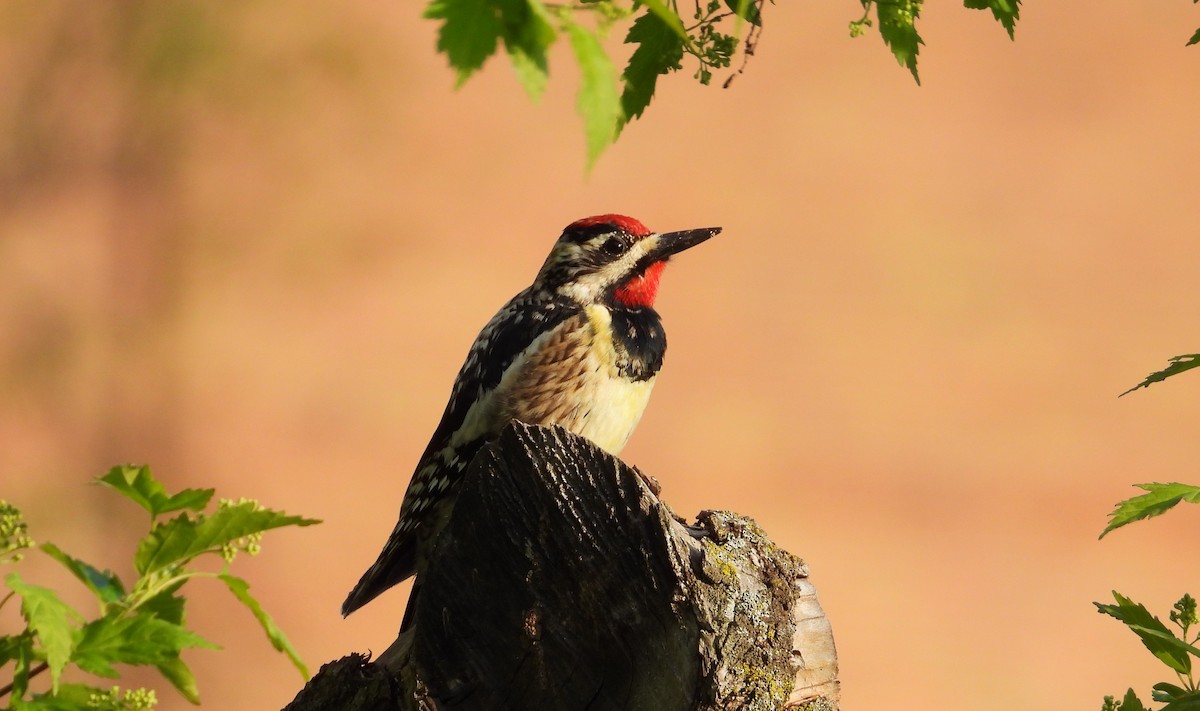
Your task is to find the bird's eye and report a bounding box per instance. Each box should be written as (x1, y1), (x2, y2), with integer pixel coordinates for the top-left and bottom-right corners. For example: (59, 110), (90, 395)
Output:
(600, 237), (627, 256)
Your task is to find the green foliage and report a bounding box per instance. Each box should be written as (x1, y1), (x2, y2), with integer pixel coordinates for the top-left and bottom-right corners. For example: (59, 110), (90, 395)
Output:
(565, 19), (621, 168)
(688, 0), (741, 86)
(850, 1), (1019, 84)
(14, 683), (159, 711)
(496, 0), (556, 100)
(1097, 593), (1200, 710)
(619, 12), (684, 129)
(40, 544), (126, 607)
(875, 0), (924, 84)
(96, 467), (214, 520)
(1102, 360), (1200, 709)
(1097, 592), (1195, 675)
(1101, 483), (1200, 539)
(423, 0), (764, 163)
(424, 0), (504, 86)
(418, 0), (1043, 162)
(963, 0), (1020, 39)
(0, 501), (34, 564)
(1120, 354), (1200, 397)
(1, 465), (319, 708)
(724, 0), (760, 27)
(216, 574), (308, 677)
(134, 496), (309, 575)
(5, 574), (81, 691)
(1103, 688), (1149, 711)
(71, 614), (218, 679)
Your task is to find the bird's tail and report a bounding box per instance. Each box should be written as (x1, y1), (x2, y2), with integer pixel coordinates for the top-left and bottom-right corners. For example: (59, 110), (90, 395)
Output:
(341, 534), (417, 617)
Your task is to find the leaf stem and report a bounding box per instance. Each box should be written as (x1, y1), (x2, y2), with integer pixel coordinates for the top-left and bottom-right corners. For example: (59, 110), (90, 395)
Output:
(1179, 669), (1195, 693)
(126, 569), (217, 613)
(855, 3), (871, 25)
(0, 661), (48, 700)
(684, 11), (733, 33)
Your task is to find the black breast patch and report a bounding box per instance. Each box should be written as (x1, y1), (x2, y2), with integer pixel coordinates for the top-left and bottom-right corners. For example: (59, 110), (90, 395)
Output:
(609, 307), (666, 382)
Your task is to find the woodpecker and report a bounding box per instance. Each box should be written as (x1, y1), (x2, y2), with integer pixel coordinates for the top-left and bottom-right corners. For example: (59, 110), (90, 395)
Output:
(342, 214), (720, 617)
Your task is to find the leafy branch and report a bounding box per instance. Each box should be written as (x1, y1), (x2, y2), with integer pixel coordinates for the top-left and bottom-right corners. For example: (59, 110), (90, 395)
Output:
(1120, 354), (1200, 397)
(419, 0), (1200, 165)
(424, 0), (765, 165)
(1101, 483), (1200, 539)
(422, 0), (1031, 164)
(1098, 593), (1200, 711)
(1098, 495), (1200, 710)
(1099, 357), (1200, 709)
(849, 0), (1019, 84)
(1, 465), (319, 709)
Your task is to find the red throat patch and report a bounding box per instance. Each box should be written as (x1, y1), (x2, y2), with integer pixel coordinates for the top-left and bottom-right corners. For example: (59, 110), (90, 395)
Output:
(613, 260), (666, 308)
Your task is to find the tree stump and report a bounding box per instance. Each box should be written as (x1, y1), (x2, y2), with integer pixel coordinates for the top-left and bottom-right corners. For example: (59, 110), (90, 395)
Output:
(286, 423), (838, 711)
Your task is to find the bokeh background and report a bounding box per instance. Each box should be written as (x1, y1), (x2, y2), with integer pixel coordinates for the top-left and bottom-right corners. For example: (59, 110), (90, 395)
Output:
(3, 1), (1199, 709)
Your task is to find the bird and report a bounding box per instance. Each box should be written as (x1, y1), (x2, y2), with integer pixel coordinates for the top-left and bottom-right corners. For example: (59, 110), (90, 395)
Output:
(342, 214), (720, 618)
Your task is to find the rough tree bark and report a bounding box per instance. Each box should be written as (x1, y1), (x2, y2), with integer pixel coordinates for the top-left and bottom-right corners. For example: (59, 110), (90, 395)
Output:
(287, 423), (838, 711)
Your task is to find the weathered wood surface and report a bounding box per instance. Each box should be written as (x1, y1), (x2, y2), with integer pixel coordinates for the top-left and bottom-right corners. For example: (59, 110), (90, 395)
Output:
(286, 423), (838, 711)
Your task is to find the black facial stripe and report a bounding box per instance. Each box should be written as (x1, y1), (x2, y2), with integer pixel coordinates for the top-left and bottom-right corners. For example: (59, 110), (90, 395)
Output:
(630, 249), (665, 275)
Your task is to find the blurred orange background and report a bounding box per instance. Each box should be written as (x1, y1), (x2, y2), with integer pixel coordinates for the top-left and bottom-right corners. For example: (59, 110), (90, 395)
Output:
(3, 2), (1199, 709)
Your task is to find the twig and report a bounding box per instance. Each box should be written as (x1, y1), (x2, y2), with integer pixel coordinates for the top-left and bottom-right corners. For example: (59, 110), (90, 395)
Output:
(0, 661), (49, 700)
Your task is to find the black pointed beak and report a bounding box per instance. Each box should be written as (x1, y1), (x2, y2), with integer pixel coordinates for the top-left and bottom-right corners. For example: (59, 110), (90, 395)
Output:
(651, 226), (721, 261)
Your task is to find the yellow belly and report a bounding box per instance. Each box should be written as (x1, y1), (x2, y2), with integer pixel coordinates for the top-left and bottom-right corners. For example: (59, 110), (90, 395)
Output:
(497, 305), (656, 455)
(560, 370), (655, 455)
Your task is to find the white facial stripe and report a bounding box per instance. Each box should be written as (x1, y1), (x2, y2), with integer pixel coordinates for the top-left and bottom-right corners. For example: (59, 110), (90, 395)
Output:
(591, 233), (659, 286)
(543, 231), (662, 303)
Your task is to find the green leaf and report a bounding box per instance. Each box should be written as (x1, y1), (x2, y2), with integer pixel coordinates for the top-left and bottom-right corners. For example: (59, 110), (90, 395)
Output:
(962, 0), (1019, 39)
(620, 11), (685, 130)
(1156, 682), (1190, 702)
(219, 573), (309, 679)
(1096, 591), (1194, 674)
(97, 465), (214, 518)
(724, 0), (761, 26)
(156, 654), (203, 704)
(496, 0), (555, 101)
(1120, 353), (1200, 396)
(140, 579), (188, 625)
(40, 543), (125, 607)
(134, 514), (198, 576)
(1188, 27), (1200, 46)
(0, 633), (27, 666)
(424, 0), (504, 86)
(10, 633), (34, 699)
(73, 613), (219, 678)
(1163, 691), (1200, 711)
(1117, 688), (1149, 711)
(639, 0), (690, 41)
(565, 20), (621, 168)
(135, 502), (320, 575)
(1126, 621), (1200, 659)
(1101, 482), (1200, 538)
(5, 572), (80, 692)
(19, 684), (105, 710)
(876, 0), (924, 84)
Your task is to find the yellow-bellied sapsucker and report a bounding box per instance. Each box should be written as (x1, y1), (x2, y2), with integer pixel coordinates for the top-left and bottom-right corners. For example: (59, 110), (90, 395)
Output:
(341, 215), (720, 617)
